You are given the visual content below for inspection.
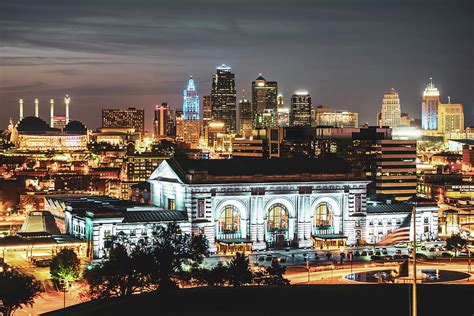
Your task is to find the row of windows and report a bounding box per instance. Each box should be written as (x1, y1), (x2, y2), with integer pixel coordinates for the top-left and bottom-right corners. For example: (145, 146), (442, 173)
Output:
(218, 202), (335, 234)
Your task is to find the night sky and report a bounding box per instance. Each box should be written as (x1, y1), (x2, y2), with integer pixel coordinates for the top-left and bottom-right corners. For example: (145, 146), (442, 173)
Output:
(1, 0), (472, 131)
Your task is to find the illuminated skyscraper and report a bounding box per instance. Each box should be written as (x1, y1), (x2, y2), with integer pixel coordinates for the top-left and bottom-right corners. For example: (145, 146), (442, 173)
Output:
(211, 64), (237, 133)
(380, 88), (401, 127)
(290, 91), (311, 127)
(251, 74), (277, 128)
(438, 100), (464, 133)
(238, 91), (252, 137)
(102, 107), (145, 135)
(422, 78), (440, 130)
(183, 76), (200, 120)
(154, 103), (170, 138)
(202, 95), (212, 124)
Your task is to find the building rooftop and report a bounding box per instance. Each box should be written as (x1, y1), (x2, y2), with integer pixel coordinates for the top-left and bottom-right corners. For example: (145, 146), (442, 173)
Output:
(163, 157), (364, 184)
(366, 203), (413, 214)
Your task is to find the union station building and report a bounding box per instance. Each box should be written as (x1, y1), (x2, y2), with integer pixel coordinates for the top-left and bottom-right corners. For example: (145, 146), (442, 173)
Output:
(149, 158), (370, 253)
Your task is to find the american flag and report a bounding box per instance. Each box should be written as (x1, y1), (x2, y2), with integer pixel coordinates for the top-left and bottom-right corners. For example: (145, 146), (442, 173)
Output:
(377, 212), (412, 246)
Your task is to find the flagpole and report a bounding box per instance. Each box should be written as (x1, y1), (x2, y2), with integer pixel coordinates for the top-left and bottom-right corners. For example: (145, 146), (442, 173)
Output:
(412, 206), (417, 316)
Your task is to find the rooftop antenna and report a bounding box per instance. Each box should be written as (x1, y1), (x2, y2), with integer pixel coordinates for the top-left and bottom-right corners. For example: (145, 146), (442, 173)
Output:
(429, 77), (433, 87)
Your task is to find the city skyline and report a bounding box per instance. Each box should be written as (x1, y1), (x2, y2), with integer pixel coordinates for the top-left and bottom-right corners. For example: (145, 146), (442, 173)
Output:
(1, 0), (472, 131)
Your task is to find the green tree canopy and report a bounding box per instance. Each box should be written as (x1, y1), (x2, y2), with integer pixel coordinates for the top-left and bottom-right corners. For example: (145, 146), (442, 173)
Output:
(445, 234), (468, 257)
(50, 248), (81, 288)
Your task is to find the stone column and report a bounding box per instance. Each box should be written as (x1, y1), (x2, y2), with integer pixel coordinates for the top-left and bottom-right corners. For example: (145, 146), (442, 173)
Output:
(253, 196), (266, 250)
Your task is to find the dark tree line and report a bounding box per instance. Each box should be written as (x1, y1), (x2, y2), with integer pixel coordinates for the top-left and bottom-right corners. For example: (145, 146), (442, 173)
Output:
(83, 223), (289, 300)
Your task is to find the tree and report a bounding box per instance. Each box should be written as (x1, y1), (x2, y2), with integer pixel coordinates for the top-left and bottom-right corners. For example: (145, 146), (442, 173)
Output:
(84, 241), (156, 299)
(264, 259), (290, 286)
(226, 252), (253, 286)
(50, 248), (81, 289)
(0, 267), (41, 316)
(151, 223), (209, 290)
(445, 234), (468, 257)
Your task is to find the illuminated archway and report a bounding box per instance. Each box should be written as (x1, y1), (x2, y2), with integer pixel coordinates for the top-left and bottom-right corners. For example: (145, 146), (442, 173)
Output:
(217, 205), (242, 240)
(266, 204), (289, 245)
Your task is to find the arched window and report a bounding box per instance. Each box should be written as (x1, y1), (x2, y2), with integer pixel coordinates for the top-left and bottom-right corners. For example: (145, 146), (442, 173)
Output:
(313, 202), (333, 227)
(267, 204), (289, 232)
(218, 205), (240, 233)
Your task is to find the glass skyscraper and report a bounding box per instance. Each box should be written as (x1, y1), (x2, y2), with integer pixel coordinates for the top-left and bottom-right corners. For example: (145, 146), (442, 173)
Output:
(211, 64), (237, 133)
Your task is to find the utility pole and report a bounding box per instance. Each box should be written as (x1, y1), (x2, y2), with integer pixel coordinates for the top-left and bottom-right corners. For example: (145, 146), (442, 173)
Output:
(412, 206), (417, 316)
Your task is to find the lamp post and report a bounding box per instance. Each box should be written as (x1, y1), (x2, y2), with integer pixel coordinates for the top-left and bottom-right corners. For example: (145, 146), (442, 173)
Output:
(306, 258), (310, 283)
(411, 206), (417, 316)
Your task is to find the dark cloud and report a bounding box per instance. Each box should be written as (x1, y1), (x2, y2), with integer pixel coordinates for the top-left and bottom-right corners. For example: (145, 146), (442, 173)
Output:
(0, 0), (472, 130)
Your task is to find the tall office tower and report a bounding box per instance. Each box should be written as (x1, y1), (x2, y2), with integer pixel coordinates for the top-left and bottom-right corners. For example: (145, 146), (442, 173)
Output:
(422, 78), (440, 130)
(183, 76), (200, 120)
(290, 91), (311, 127)
(251, 74), (277, 128)
(102, 107), (145, 135)
(276, 93), (289, 127)
(202, 95), (212, 124)
(373, 139), (417, 200)
(154, 103), (170, 138)
(380, 88), (401, 127)
(211, 64), (237, 133)
(175, 110), (184, 140)
(238, 92), (253, 137)
(438, 100), (464, 133)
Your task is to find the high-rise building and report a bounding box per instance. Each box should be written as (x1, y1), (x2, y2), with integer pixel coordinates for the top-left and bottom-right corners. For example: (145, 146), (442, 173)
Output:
(154, 103), (170, 138)
(438, 101), (464, 133)
(422, 78), (440, 130)
(290, 91), (311, 127)
(211, 64), (237, 133)
(238, 93), (253, 138)
(202, 95), (212, 124)
(276, 93), (289, 127)
(102, 107), (145, 135)
(251, 74), (277, 128)
(372, 139), (417, 200)
(183, 76), (200, 120)
(175, 110), (184, 140)
(315, 106), (358, 128)
(380, 88), (401, 127)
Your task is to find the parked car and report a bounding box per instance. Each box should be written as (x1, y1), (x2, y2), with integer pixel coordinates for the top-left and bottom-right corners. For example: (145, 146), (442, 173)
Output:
(361, 251), (368, 256)
(441, 252), (453, 258)
(382, 249), (388, 255)
(368, 250), (374, 256)
(354, 251), (361, 257)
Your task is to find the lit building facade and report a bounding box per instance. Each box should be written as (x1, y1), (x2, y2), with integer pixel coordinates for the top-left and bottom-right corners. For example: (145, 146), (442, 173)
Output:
(251, 75), (277, 128)
(183, 76), (200, 120)
(290, 91), (311, 127)
(102, 108), (145, 135)
(380, 88), (401, 127)
(202, 95), (212, 124)
(239, 96), (253, 138)
(315, 107), (358, 128)
(14, 117), (88, 151)
(150, 158), (370, 251)
(421, 78), (440, 131)
(211, 65), (237, 133)
(438, 103), (464, 133)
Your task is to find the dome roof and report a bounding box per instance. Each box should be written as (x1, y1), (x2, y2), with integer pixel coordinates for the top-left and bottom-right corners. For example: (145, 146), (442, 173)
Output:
(17, 116), (50, 132)
(64, 120), (87, 133)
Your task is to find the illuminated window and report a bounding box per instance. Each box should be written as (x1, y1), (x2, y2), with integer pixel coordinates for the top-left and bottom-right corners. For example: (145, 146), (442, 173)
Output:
(168, 198), (175, 210)
(218, 205), (240, 233)
(313, 202), (333, 227)
(267, 204), (289, 232)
